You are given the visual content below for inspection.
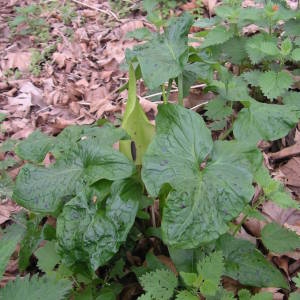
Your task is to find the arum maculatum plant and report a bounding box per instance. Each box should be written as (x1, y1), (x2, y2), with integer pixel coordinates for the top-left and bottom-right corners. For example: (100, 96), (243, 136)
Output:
(2, 0), (300, 298)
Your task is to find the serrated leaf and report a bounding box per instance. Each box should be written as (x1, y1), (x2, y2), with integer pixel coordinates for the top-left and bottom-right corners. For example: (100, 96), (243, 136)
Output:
(35, 241), (60, 274)
(206, 288), (235, 300)
(258, 71), (293, 100)
(283, 91), (300, 109)
(201, 26), (234, 48)
(290, 292), (300, 300)
(119, 65), (155, 165)
(204, 98), (233, 121)
(221, 37), (248, 64)
(57, 179), (141, 270)
(284, 19), (300, 37)
(19, 216), (43, 271)
(197, 251), (224, 296)
(217, 234), (288, 288)
(13, 139), (135, 214)
(15, 130), (54, 163)
(261, 222), (300, 253)
(0, 223), (25, 280)
(0, 274), (72, 300)
(142, 104), (262, 248)
(245, 34), (277, 64)
(251, 292), (273, 300)
(292, 48), (300, 61)
(254, 165), (299, 209)
(242, 70), (262, 87)
(180, 272), (198, 287)
(0, 158), (17, 170)
(176, 290), (199, 300)
(281, 38), (292, 56)
(139, 269), (178, 300)
(128, 14), (193, 89)
(293, 273), (300, 288)
(0, 139), (17, 153)
(233, 100), (299, 145)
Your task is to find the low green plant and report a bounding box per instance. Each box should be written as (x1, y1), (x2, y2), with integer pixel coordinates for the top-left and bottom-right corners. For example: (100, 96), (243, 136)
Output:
(2, 0), (300, 298)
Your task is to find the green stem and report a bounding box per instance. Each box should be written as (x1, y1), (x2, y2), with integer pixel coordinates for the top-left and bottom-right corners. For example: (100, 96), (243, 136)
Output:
(219, 127), (233, 140)
(161, 84), (167, 104)
(233, 196), (265, 236)
(178, 73), (184, 106)
(166, 79), (172, 100)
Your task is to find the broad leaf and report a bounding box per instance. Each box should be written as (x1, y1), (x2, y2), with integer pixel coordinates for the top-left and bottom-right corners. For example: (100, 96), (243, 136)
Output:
(128, 13), (193, 89)
(13, 139), (135, 214)
(57, 179), (141, 270)
(119, 64), (155, 164)
(217, 234), (288, 288)
(15, 130), (54, 163)
(261, 222), (300, 253)
(258, 71), (293, 100)
(0, 224), (25, 280)
(176, 291), (199, 300)
(0, 274), (72, 300)
(143, 104), (261, 248)
(291, 48), (300, 61)
(233, 100), (299, 144)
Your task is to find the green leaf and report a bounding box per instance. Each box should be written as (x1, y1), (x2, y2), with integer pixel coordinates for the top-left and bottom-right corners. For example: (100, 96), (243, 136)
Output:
(19, 216), (43, 271)
(15, 130), (54, 163)
(217, 234), (288, 288)
(238, 289), (252, 300)
(176, 290), (199, 300)
(0, 139), (17, 153)
(284, 19), (300, 37)
(261, 222), (300, 253)
(0, 224), (25, 280)
(291, 48), (300, 61)
(238, 290), (273, 300)
(242, 70), (262, 87)
(254, 165), (299, 209)
(204, 98), (233, 121)
(143, 104), (261, 248)
(128, 14), (193, 89)
(180, 272), (198, 287)
(0, 158), (17, 170)
(258, 71), (293, 100)
(0, 172), (14, 199)
(35, 241), (60, 274)
(233, 100), (299, 145)
(293, 273), (300, 288)
(0, 274), (72, 300)
(201, 26), (234, 48)
(119, 65), (155, 165)
(13, 139), (135, 214)
(283, 91), (300, 109)
(245, 34), (277, 64)
(139, 269), (178, 300)
(290, 292), (300, 300)
(206, 288), (235, 300)
(197, 251), (224, 296)
(221, 37), (248, 64)
(281, 38), (292, 56)
(57, 179), (141, 270)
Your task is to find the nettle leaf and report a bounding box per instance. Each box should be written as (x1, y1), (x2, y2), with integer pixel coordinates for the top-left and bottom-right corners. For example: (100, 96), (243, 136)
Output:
(15, 130), (54, 163)
(0, 274), (72, 300)
(128, 13), (193, 89)
(13, 139), (135, 214)
(142, 104), (261, 248)
(35, 241), (61, 275)
(176, 290), (199, 300)
(0, 224), (25, 280)
(233, 100), (299, 145)
(281, 38), (292, 56)
(204, 98), (233, 121)
(242, 70), (262, 87)
(258, 71), (293, 100)
(139, 269), (178, 300)
(221, 37), (248, 64)
(217, 234), (288, 288)
(238, 290), (272, 300)
(284, 19), (300, 37)
(261, 222), (300, 253)
(19, 216), (43, 271)
(197, 251), (224, 296)
(201, 26), (234, 48)
(254, 165), (299, 209)
(119, 65), (155, 165)
(245, 34), (278, 64)
(57, 179), (141, 270)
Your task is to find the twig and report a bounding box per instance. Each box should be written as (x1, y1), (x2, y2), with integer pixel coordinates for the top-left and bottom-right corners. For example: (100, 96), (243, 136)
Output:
(190, 101), (209, 111)
(70, 0), (120, 22)
(143, 84), (206, 100)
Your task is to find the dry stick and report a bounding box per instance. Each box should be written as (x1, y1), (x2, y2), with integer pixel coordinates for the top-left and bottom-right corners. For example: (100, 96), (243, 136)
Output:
(70, 0), (120, 22)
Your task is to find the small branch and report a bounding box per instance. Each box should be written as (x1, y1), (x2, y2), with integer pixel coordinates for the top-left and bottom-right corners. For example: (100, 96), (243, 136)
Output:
(70, 0), (120, 22)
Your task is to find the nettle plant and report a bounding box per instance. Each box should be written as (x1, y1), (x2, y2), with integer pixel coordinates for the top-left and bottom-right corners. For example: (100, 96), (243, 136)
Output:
(2, 0), (300, 299)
